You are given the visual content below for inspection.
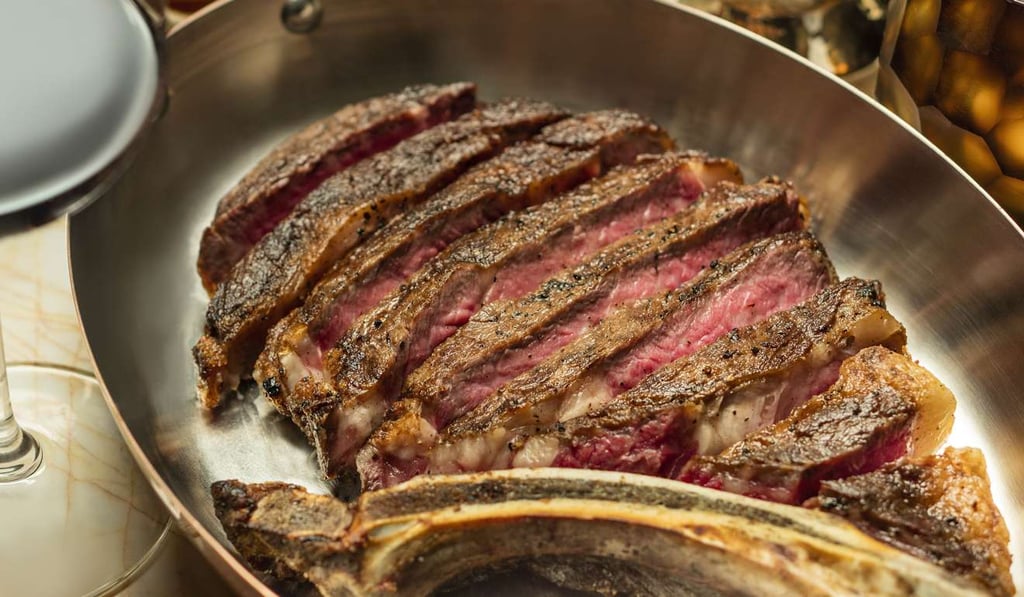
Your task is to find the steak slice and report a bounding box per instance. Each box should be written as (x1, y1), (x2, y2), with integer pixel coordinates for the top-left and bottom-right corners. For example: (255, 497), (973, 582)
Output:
(301, 152), (743, 476)
(422, 278), (906, 483)
(680, 346), (956, 504)
(363, 195), (815, 489)
(372, 232), (835, 488)
(197, 82), (477, 294)
(807, 447), (1015, 597)
(193, 99), (566, 408)
(254, 110), (675, 419)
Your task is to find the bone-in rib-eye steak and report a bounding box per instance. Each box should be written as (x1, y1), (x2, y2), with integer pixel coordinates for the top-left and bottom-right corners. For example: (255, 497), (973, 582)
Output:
(197, 82), (477, 294)
(193, 99), (566, 409)
(254, 110), (675, 420)
(194, 84), (1015, 596)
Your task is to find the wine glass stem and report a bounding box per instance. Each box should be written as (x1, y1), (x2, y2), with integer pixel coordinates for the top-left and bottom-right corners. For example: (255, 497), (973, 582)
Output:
(0, 317), (43, 482)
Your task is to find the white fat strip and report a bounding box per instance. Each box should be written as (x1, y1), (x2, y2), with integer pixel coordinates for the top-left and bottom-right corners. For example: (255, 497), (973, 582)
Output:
(281, 332), (325, 391)
(388, 418), (439, 461)
(432, 429), (512, 473)
(281, 352), (308, 390)
(512, 436), (560, 468)
(696, 382), (781, 456)
(346, 401), (381, 442)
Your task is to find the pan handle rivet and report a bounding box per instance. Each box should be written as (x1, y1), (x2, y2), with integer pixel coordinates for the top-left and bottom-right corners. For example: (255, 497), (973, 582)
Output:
(281, 0), (322, 34)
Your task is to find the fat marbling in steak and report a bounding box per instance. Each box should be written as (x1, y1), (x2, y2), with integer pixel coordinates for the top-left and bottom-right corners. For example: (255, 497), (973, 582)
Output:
(367, 233), (838, 488)
(414, 278), (906, 485)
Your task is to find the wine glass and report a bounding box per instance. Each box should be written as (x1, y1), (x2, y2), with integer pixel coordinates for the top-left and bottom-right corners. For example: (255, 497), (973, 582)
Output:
(0, 0), (172, 594)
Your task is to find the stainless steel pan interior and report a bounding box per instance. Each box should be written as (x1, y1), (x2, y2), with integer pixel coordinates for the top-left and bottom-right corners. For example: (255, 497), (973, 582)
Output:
(68, 0), (1024, 593)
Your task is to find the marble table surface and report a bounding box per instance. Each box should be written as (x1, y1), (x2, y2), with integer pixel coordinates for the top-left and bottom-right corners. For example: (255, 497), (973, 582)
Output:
(0, 217), (236, 595)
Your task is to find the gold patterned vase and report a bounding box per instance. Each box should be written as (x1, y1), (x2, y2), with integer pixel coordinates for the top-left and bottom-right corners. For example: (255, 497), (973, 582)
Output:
(877, 0), (1024, 218)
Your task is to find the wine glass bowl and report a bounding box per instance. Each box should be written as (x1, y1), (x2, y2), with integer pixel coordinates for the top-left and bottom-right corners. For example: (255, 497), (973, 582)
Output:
(0, 0), (165, 235)
(0, 1), (169, 594)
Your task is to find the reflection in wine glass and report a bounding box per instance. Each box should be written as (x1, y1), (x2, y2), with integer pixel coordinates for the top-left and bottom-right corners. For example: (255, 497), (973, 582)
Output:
(0, 0), (171, 594)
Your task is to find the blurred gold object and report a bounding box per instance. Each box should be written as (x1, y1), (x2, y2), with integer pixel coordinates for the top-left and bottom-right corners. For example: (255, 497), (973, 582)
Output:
(879, 0), (1024, 220)
(934, 50), (1005, 133)
(892, 34), (943, 103)
(677, 0), (887, 87)
(921, 106), (1003, 184)
(989, 118), (1024, 177)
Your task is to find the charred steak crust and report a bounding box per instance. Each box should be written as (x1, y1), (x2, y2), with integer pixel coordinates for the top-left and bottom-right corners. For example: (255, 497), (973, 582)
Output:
(197, 83), (477, 294)
(681, 346), (956, 505)
(211, 480), (355, 582)
(420, 278), (907, 484)
(808, 447), (1014, 597)
(361, 186), (817, 488)
(298, 152), (743, 477)
(254, 110), (675, 419)
(194, 99), (568, 409)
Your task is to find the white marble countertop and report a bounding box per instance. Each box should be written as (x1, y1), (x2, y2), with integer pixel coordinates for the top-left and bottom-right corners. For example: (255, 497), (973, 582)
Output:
(0, 218), (236, 596)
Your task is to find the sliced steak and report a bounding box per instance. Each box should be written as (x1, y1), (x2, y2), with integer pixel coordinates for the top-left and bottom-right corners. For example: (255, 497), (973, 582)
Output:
(197, 82), (477, 294)
(371, 232), (835, 488)
(407, 182), (807, 426)
(808, 447), (1014, 597)
(418, 278), (906, 484)
(193, 99), (567, 408)
(680, 346), (956, 504)
(300, 152), (743, 476)
(363, 190), (813, 488)
(254, 110), (675, 418)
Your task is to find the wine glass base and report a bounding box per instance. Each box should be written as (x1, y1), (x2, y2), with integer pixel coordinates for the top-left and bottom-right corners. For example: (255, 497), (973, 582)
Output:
(0, 364), (171, 596)
(0, 424), (43, 482)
